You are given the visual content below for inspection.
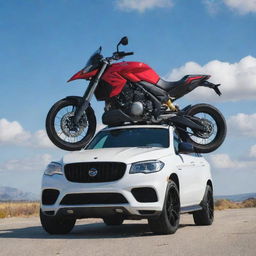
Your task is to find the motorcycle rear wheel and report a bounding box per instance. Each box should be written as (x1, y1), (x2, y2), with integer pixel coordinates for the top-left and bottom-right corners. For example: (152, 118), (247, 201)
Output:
(46, 98), (96, 151)
(180, 104), (226, 153)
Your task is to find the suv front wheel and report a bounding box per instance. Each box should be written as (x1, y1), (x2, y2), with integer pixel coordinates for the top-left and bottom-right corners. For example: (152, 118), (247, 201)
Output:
(40, 209), (76, 234)
(103, 215), (124, 226)
(148, 181), (180, 235)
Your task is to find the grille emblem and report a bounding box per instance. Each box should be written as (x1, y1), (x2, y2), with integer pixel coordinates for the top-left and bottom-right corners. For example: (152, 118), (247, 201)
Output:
(88, 168), (98, 177)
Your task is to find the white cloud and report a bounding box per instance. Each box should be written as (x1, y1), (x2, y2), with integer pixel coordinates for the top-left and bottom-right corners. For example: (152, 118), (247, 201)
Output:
(166, 56), (256, 102)
(0, 119), (30, 144)
(0, 118), (54, 148)
(223, 0), (256, 14)
(209, 153), (256, 169)
(0, 154), (52, 172)
(250, 144), (256, 157)
(31, 130), (54, 148)
(228, 113), (256, 137)
(210, 154), (237, 168)
(203, 0), (221, 15)
(116, 0), (173, 12)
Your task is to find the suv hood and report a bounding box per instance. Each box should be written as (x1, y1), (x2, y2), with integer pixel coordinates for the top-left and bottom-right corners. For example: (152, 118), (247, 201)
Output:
(62, 147), (170, 165)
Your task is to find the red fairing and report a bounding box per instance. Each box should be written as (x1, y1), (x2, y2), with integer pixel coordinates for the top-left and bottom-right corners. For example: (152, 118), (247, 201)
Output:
(101, 62), (160, 97)
(67, 69), (98, 82)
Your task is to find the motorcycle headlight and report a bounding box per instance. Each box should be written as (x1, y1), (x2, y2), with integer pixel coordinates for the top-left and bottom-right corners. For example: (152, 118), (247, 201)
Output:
(130, 160), (164, 174)
(44, 162), (63, 176)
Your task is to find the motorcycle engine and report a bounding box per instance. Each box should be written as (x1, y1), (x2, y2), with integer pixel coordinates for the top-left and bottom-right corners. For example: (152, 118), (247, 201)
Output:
(130, 101), (144, 116)
(110, 83), (153, 120)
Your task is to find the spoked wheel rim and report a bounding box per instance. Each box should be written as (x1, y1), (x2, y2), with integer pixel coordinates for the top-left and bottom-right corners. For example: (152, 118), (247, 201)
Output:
(187, 112), (218, 145)
(166, 187), (180, 227)
(53, 104), (89, 144)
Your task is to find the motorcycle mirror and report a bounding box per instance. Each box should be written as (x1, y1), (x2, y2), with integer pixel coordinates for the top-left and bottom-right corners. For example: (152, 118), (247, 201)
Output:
(120, 36), (128, 45)
(117, 36), (128, 52)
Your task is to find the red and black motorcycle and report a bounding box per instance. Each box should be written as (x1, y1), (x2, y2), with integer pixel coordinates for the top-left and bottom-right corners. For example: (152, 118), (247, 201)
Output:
(46, 37), (226, 153)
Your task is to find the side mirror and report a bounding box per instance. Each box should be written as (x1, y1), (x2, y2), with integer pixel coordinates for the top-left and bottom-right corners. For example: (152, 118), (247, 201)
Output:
(178, 142), (194, 154)
(117, 36), (128, 52)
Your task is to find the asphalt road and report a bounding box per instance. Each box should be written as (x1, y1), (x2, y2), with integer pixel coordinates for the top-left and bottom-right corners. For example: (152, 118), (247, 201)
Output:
(0, 208), (255, 256)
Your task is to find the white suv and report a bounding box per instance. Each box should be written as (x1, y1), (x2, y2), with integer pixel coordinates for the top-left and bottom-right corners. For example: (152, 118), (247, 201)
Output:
(40, 125), (214, 235)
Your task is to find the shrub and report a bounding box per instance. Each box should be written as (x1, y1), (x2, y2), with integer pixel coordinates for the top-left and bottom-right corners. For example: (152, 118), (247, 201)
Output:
(0, 202), (39, 218)
(215, 198), (256, 210)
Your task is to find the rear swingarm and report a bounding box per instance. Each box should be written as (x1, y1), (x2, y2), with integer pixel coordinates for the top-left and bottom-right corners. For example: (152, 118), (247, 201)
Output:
(168, 115), (206, 132)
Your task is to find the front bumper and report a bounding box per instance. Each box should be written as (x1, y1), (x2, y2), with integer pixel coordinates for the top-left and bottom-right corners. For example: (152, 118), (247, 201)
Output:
(41, 165), (168, 219)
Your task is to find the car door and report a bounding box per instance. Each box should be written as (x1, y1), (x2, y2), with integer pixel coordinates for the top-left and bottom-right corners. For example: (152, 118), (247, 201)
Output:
(173, 132), (205, 207)
(192, 153), (209, 203)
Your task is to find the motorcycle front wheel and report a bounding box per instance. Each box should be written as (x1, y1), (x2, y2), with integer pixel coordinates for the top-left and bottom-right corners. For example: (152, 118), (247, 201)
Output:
(180, 104), (226, 153)
(46, 98), (96, 151)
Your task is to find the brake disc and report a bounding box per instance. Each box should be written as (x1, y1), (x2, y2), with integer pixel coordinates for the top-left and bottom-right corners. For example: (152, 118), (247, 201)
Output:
(194, 118), (214, 139)
(60, 112), (88, 137)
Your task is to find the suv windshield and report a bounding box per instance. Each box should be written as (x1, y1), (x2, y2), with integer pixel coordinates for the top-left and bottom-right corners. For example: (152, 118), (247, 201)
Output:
(86, 128), (169, 149)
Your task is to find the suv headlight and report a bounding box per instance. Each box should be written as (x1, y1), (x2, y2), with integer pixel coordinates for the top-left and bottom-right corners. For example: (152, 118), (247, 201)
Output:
(44, 162), (63, 176)
(130, 160), (164, 174)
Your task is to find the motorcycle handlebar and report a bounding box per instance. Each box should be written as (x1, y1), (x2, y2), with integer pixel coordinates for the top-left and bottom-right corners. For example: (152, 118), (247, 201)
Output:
(116, 51), (134, 57)
(108, 51), (134, 61)
(123, 52), (134, 56)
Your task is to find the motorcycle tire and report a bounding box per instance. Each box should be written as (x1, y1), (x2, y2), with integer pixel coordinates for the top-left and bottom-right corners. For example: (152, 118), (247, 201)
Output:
(46, 98), (96, 151)
(181, 103), (226, 153)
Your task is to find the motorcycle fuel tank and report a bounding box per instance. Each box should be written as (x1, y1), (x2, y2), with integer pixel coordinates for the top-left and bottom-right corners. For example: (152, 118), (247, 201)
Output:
(101, 61), (160, 98)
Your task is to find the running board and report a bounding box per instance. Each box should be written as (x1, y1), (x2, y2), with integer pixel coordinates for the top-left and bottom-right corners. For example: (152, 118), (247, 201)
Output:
(180, 205), (202, 213)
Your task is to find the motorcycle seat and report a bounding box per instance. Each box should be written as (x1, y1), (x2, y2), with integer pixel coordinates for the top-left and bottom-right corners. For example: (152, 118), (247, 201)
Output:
(156, 76), (188, 91)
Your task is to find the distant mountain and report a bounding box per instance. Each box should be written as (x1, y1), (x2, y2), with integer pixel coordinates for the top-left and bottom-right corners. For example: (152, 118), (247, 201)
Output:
(214, 193), (256, 202)
(0, 186), (39, 201)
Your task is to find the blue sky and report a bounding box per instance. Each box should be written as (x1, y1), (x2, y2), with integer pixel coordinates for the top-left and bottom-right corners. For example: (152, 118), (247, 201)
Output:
(0, 0), (256, 195)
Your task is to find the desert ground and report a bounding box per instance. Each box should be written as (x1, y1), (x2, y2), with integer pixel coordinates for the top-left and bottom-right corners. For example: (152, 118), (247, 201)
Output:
(0, 208), (255, 256)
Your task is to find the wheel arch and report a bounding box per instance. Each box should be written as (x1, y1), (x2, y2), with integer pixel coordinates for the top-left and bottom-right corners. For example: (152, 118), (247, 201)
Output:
(168, 173), (180, 191)
(207, 179), (213, 191)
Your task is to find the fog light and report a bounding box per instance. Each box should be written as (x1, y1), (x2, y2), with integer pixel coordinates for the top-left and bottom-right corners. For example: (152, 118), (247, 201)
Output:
(115, 209), (123, 213)
(67, 210), (74, 214)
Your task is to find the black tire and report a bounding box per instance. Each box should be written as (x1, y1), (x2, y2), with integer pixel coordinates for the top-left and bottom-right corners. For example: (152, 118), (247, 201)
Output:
(103, 215), (124, 226)
(193, 185), (214, 225)
(40, 209), (76, 234)
(46, 98), (96, 151)
(148, 181), (180, 235)
(184, 103), (226, 153)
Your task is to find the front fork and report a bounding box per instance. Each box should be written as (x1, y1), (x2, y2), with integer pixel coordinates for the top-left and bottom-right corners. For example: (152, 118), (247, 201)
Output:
(73, 61), (108, 124)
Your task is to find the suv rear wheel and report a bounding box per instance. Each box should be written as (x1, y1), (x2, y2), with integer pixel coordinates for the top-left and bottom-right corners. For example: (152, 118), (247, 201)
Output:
(148, 181), (180, 235)
(193, 185), (214, 225)
(40, 209), (76, 234)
